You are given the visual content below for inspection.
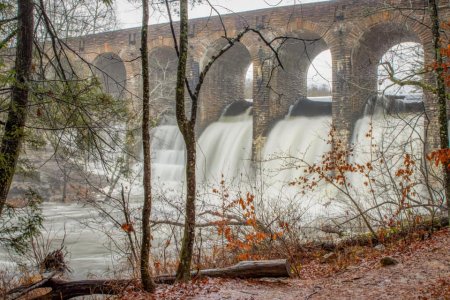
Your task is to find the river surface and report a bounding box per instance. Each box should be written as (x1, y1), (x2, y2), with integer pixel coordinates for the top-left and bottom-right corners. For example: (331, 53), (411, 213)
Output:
(1, 95), (430, 279)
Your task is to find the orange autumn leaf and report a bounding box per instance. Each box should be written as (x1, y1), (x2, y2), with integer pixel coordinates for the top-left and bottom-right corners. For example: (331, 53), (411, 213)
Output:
(121, 223), (134, 233)
(427, 149), (450, 168)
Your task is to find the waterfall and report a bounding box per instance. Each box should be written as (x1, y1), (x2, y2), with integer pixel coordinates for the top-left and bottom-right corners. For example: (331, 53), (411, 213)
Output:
(349, 95), (426, 214)
(263, 97), (332, 187)
(352, 95), (425, 165)
(197, 107), (253, 184)
(151, 124), (185, 184)
(150, 103), (254, 186)
(3, 95), (433, 279)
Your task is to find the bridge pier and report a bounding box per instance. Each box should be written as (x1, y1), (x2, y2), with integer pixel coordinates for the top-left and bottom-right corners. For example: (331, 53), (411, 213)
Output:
(330, 36), (354, 146)
(252, 49), (273, 162)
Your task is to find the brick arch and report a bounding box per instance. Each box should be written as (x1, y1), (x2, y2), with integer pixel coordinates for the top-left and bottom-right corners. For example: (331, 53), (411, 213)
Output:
(352, 20), (423, 72)
(349, 14), (429, 115)
(349, 10), (430, 78)
(46, 51), (90, 80)
(293, 19), (334, 46)
(351, 10), (429, 48)
(148, 46), (179, 117)
(198, 38), (253, 131)
(266, 27), (330, 124)
(93, 52), (127, 100)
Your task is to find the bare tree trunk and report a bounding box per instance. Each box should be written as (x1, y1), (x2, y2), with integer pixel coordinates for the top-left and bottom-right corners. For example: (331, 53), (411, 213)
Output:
(176, 130), (196, 281)
(0, 0), (34, 216)
(429, 0), (450, 225)
(140, 0), (156, 292)
(173, 0), (197, 282)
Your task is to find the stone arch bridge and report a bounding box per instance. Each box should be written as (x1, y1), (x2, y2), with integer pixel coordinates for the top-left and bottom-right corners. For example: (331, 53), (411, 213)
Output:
(70, 0), (450, 157)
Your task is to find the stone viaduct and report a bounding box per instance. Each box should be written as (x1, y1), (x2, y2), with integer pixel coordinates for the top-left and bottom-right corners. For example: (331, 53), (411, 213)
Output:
(69, 0), (450, 158)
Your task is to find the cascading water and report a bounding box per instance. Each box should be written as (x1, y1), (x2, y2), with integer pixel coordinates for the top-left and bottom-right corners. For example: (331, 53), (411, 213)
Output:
(2, 93), (433, 279)
(197, 105), (253, 185)
(260, 97), (336, 222)
(149, 101), (254, 186)
(263, 97), (332, 187)
(349, 94), (426, 217)
(151, 121), (186, 184)
(351, 95), (425, 169)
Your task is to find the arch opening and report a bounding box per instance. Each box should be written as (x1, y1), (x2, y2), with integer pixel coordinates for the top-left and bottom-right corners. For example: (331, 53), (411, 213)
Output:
(306, 50), (332, 100)
(93, 53), (126, 99)
(244, 63), (253, 102)
(378, 42), (424, 98)
(352, 23), (422, 93)
(351, 22), (423, 115)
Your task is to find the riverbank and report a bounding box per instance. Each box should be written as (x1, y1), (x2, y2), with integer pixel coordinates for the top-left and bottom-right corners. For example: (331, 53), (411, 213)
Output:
(122, 227), (449, 299)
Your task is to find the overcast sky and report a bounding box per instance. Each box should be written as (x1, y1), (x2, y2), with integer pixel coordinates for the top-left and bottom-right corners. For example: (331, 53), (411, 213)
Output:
(115, 0), (329, 28)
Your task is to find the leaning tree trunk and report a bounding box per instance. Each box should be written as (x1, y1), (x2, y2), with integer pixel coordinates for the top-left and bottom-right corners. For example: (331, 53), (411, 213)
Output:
(0, 0), (34, 216)
(429, 0), (450, 225)
(140, 0), (156, 292)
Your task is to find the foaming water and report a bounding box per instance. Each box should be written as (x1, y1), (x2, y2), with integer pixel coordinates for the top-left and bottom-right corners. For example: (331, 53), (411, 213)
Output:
(2, 95), (433, 279)
(348, 96), (426, 216)
(152, 124), (185, 183)
(263, 116), (331, 186)
(260, 98), (335, 222)
(197, 108), (253, 184)
(150, 107), (254, 185)
(353, 96), (424, 166)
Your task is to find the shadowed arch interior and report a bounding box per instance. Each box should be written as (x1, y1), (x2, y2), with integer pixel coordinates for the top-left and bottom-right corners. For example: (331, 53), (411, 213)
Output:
(199, 39), (252, 128)
(269, 31), (329, 120)
(277, 34), (328, 96)
(148, 47), (178, 116)
(93, 53), (127, 99)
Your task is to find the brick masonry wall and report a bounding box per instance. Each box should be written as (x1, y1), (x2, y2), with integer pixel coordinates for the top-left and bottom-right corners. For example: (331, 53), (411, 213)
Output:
(65, 0), (449, 157)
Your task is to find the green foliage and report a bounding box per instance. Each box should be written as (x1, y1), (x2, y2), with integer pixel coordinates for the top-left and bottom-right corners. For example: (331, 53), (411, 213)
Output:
(0, 189), (43, 254)
(0, 0), (16, 48)
(29, 66), (128, 166)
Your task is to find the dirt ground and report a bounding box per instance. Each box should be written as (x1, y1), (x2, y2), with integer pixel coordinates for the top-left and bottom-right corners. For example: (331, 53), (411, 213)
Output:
(146, 228), (449, 300)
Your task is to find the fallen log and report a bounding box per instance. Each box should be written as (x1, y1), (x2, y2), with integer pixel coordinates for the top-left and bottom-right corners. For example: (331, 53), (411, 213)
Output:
(7, 259), (291, 299)
(155, 259), (291, 284)
(7, 279), (134, 300)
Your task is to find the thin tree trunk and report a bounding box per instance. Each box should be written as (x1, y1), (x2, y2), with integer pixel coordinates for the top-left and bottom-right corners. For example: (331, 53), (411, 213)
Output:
(176, 130), (196, 281)
(174, 0), (197, 282)
(0, 0), (34, 216)
(429, 0), (450, 225)
(140, 0), (156, 292)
